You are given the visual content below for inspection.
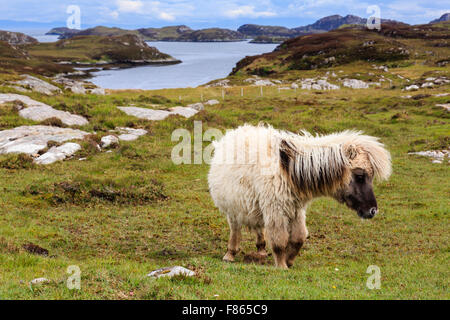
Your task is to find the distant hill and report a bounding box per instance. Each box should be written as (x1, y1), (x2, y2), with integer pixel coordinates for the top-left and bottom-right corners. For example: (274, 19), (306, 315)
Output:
(237, 15), (405, 41)
(46, 25), (245, 42)
(430, 13), (450, 24)
(231, 21), (450, 76)
(293, 14), (366, 33)
(237, 24), (302, 38)
(0, 30), (37, 45)
(137, 25), (193, 41)
(177, 28), (244, 42)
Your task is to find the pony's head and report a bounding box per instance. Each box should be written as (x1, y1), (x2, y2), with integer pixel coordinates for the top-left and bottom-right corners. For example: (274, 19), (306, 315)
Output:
(333, 135), (392, 219)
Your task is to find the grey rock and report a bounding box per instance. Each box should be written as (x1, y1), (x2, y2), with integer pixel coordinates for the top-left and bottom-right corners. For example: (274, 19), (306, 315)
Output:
(30, 278), (50, 285)
(115, 127), (148, 141)
(0, 94), (88, 126)
(118, 106), (200, 120)
(169, 106), (199, 118)
(101, 135), (119, 148)
(205, 99), (220, 106)
(34, 142), (81, 165)
(186, 102), (204, 111)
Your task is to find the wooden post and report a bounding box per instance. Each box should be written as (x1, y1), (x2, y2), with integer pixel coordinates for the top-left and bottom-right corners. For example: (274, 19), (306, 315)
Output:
(241, 87), (243, 97)
(260, 86), (263, 97)
(222, 89), (225, 100)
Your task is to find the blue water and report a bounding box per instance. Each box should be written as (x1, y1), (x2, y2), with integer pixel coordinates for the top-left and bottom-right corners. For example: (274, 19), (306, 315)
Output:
(89, 41), (278, 90)
(18, 29), (277, 90)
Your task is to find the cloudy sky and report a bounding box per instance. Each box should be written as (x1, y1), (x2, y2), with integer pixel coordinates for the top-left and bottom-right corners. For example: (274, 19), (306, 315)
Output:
(0, 0), (448, 29)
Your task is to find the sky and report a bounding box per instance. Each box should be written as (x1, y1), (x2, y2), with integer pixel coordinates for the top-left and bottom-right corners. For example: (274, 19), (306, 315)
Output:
(0, 0), (448, 30)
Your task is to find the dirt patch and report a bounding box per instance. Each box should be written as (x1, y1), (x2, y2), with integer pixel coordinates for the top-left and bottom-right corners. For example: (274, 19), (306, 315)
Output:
(23, 176), (168, 206)
(22, 243), (49, 256)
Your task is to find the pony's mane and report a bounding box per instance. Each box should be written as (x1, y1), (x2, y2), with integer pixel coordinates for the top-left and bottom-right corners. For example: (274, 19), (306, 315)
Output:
(278, 129), (392, 197)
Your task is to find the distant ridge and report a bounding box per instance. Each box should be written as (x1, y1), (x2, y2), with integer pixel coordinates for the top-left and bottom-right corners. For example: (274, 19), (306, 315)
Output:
(41, 12), (450, 43)
(430, 13), (450, 24)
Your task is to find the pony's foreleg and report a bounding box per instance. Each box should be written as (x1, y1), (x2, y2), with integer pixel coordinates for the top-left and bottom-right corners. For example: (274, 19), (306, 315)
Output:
(286, 209), (308, 268)
(265, 214), (289, 269)
(223, 216), (241, 262)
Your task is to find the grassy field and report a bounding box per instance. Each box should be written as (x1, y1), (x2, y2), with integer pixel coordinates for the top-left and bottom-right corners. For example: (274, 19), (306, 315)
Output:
(0, 61), (449, 299)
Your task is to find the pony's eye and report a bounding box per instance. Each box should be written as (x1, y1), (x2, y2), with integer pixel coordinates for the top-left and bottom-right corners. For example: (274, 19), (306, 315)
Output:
(355, 175), (365, 182)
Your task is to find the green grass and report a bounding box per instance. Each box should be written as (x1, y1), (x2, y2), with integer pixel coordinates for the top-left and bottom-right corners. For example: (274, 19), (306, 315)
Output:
(0, 62), (449, 299)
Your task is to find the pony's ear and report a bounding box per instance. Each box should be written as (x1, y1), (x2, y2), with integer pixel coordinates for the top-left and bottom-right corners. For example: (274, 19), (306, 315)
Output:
(344, 143), (358, 160)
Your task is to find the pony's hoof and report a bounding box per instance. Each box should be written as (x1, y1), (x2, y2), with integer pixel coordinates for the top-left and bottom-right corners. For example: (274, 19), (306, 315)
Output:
(257, 250), (268, 258)
(223, 253), (235, 262)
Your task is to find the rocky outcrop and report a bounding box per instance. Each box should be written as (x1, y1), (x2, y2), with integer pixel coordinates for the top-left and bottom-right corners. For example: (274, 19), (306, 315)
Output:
(0, 30), (38, 45)
(0, 94), (88, 126)
(342, 79), (369, 89)
(52, 74), (105, 95)
(12, 75), (62, 95)
(0, 125), (88, 156)
(409, 149), (449, 164)
(300, 78), (340, 90)
(205, 79), (231, 88)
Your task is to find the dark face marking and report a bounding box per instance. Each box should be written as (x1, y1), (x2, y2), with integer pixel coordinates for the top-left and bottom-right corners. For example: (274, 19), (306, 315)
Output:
(335, 168), (378, 219)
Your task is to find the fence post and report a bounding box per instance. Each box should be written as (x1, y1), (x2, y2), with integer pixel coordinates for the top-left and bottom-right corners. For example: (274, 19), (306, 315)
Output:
(260, 86), (263, 97)
(222, 89), (225, 100)
(241, 87), (243, 97)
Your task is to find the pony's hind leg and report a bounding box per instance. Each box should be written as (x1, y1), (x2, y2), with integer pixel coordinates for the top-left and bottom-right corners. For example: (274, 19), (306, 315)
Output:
(223, 216), (241, 262)
(255, 228), (267, 257)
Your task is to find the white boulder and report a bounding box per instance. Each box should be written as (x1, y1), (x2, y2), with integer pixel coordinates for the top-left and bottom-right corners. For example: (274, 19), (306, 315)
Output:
(205, 99), (220, 106)
(147, 266), (195, 278)
(100, 135), (119, 148)
(34, 142), (81, 165)
(405, 85), (419, 91)
(115, 127), (148, 141)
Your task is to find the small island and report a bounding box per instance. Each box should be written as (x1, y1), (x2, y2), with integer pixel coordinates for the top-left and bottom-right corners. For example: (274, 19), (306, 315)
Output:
(27, 34), (181, 68)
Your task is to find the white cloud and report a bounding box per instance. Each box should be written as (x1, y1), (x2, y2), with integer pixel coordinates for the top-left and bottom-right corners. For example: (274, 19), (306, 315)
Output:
(159, 12), (175, 21)
(110, 11), (119, 19)
(224, 5), (276, 18)
(116, 0), (143, 13)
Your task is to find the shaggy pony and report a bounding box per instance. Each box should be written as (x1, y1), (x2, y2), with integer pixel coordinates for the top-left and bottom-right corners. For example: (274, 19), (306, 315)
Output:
(208, 124), (391, 268)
